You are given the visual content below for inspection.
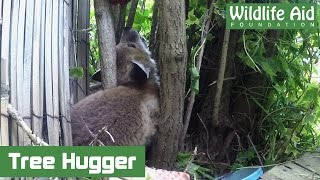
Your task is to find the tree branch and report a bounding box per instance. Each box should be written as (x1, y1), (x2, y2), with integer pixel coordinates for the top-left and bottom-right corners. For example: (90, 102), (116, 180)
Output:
(212, 29), (231, 126)
(7, 104), (49, 146)
(126, 0), (139, 28)
(115, 4), (127, 44)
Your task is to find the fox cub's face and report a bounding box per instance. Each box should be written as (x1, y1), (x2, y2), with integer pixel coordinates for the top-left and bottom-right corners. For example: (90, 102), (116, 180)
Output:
(92, 27), (158, 85)
(116, 27), (157, 85)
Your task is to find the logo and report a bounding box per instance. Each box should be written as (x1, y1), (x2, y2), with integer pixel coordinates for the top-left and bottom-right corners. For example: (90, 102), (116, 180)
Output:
(0, 146), (145, 177)
(226, 3), (318, 29)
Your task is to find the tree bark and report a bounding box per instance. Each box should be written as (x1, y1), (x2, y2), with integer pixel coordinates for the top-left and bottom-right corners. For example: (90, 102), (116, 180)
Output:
(94, 0), (117, 88)
(126, 0), (139, 28)
(149, 0), (188, 169)
(149, 0), (159, 59)
(115, 4), (127, 44)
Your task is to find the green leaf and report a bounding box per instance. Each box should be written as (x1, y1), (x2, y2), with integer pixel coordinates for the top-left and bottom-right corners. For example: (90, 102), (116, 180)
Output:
(273, 84), (286, 94)
(237, 52), (256, 69)
(191, 66), (200, 94)
(186, 9), (199, 26)
(214, 0), (226, 9)
(297, 84), (319, 106)
(70, 67), (84, 79)
(176, 152), (192, 166)
(303, 114), (315, 125)
(261, 61), (277, 77)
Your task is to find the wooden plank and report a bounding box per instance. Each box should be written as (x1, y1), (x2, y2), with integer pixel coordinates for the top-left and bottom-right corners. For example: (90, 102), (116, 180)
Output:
(0, 0), (11, 86)
(39, 0), (46, 143)
(51, 0), (60, 145)
(69, 0), (78, 104)
(16, 0), (27, 146)
(262, 152), (320, 180)
(44, 0), (55, 145)
(9, 0), (20, 147)
(59, 0), (70, 146)
(31, 0), (43, 140)
(0, 0), (2, 21)
(261, 162), (317, 180)
(294, 152), (320, 175)
(0, 0), (12, 146)
(0, 97), (10, 146)
(21, 0), (35, 146)
(0, 0), (2, 25)
(76, 0), (90, 101)
(62, 0), (73, 145)
(0, 99), (10, 180)
(58, 0), (65, 145)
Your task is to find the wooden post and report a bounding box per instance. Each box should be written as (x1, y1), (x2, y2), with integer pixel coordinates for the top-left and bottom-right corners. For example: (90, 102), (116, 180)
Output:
(76, 0), (90, 100)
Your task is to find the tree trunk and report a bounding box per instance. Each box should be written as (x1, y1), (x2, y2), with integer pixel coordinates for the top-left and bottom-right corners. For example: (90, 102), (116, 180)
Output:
(94, 0), (117, 88)
(149, 0), (188, 169)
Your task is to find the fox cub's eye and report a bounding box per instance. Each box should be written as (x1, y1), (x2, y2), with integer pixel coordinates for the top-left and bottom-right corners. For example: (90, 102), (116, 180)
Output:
(128, 43), (136, 48)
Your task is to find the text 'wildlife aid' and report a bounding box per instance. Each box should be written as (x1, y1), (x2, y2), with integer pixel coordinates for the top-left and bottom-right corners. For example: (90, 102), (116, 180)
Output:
(226, 4), (317, 29)
(0, 146), (145, 177)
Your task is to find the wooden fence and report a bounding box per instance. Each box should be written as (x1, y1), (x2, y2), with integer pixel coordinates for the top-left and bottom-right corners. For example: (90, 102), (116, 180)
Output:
(0, 0), (90, 147)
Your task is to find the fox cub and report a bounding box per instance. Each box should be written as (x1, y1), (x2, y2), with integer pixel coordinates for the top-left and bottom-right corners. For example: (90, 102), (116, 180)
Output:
(71, 27), (159, 146)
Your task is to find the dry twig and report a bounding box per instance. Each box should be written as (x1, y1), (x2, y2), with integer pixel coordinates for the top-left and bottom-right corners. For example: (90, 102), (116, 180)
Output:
(7, 104), (48, 146)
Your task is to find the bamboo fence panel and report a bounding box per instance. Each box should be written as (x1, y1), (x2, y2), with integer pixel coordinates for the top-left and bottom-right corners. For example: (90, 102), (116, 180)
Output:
(1, 0), (75, 147)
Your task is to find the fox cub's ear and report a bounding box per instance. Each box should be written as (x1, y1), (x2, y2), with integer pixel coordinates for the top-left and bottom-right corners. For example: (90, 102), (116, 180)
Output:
(131, 60), (150, 81)
(92, 70), (101, 82)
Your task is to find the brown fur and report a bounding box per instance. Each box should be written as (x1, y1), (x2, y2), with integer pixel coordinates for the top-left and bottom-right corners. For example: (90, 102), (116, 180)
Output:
(71, 28), (159, 146)
(72, 80), (159, 146)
